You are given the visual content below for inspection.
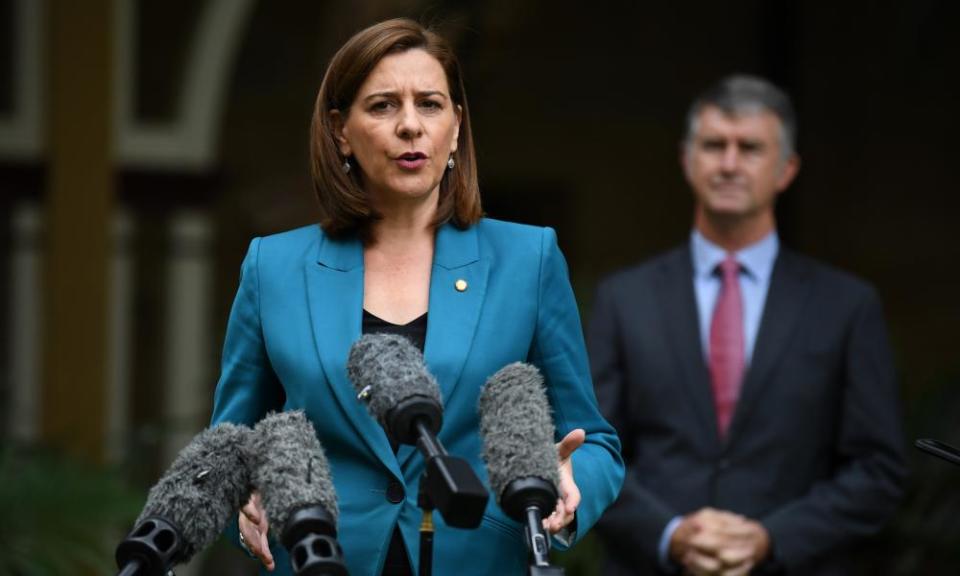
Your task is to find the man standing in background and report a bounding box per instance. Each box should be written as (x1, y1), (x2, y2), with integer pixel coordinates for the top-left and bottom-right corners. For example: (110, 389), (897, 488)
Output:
(589, 75), (907, 575)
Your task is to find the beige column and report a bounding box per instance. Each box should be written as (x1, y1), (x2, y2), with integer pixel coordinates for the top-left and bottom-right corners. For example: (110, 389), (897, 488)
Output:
(43, 0), (113, 463)
(8, 201), (43, 443)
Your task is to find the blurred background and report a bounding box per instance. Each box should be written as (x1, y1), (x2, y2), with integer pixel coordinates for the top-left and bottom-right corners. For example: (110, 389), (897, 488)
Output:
(2, 0), (960, 574)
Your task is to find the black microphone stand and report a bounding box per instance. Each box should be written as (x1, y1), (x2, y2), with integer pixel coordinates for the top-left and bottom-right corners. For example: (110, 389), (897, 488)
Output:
(116, 563), (175, 576)
(386, 397), (488, 526)
(522, 505), (564, 576)
(501, 478), (566, 576)
(417, 476), (435, 576)
(916, 438), (960, 466)
(385, 397), (488, 575)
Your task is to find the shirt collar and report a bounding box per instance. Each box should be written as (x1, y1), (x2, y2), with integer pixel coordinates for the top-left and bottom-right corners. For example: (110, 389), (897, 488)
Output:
(691, 229), (779, 282)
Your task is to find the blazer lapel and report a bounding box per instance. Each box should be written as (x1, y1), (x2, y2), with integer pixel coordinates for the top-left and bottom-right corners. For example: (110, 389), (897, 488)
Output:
(305, 231), (400, 478)
(658, 247), (721, 452)
(399, 223), (489, 469)
(726, 250), (811, 446)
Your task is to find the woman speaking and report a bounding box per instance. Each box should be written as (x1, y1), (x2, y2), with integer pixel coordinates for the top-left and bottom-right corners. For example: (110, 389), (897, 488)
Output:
(210, 18), (623, 575)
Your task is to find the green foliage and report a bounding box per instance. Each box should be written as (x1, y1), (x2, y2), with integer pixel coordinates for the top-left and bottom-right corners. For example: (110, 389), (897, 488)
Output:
(0, 446), (144, 575)
(552, 530), (605, 576)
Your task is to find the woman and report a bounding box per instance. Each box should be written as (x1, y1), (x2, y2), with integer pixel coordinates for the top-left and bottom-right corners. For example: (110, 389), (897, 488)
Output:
(211, 18), (623, 575)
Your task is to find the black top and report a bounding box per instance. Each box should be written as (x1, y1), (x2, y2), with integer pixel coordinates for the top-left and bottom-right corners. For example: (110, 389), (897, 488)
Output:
(362, 309), (428, 352)
(362, 309), (427, 576)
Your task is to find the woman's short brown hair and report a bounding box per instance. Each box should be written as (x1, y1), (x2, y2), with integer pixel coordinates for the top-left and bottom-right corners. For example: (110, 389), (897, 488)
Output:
(310, 18), (482, 238)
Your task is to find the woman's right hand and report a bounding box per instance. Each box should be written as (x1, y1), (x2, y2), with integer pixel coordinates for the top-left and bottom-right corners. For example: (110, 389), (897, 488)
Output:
(239, 491), (275, 571)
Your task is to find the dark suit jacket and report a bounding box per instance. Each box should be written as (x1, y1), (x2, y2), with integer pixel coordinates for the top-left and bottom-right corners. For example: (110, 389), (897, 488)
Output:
(588, 244), (907, 575)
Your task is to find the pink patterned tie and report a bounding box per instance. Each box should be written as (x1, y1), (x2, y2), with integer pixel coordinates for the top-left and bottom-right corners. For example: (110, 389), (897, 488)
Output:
(709, 254), (744, 438)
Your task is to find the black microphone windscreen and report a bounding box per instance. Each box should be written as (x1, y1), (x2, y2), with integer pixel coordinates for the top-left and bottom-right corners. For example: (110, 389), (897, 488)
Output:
(250, 411), (338, 533)
(478, 362), (560, 505)
(137, 422), (253, 562)
(347, 333), (442, 427)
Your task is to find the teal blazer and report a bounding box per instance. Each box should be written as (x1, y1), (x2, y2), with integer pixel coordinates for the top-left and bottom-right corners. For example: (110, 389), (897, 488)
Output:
(211, 218), (624, 575)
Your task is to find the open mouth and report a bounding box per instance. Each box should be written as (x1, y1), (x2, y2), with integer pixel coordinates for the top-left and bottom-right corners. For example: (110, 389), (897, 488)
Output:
(396, 152), (428, 169)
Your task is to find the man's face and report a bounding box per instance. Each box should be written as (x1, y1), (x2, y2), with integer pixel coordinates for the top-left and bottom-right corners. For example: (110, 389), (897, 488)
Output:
(682, 105), (798, 222)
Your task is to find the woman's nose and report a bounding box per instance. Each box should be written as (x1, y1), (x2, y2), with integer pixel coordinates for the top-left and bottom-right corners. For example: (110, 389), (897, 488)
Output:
(396, 102), (424, 139)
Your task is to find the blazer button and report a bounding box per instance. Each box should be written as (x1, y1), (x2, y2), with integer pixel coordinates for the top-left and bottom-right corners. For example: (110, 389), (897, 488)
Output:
(386, 480), (405, 504)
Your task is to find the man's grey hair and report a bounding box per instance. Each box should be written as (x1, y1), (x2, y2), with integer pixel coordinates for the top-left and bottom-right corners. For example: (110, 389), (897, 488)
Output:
(684, 75), (798, 160)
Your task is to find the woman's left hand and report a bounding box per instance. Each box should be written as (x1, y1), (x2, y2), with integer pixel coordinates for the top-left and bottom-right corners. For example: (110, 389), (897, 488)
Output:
(543, 428), (586, 534)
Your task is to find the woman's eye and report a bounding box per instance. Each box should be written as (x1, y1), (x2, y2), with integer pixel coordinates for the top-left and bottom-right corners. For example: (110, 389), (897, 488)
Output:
(370, 101), (394, 112)
(419, 100), (442, 111)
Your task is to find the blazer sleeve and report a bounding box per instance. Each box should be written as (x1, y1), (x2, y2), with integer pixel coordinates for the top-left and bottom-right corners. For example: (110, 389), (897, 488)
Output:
(528, 227), (625, 549)
(587, 276), (681, 566)
(211, 237), (285, 427)
(760, 285), (908, 570)
(210, 238), (285, 553)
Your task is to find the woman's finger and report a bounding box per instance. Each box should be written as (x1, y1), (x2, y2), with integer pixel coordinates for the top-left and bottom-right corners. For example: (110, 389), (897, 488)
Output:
(238, 504), (275, 570)
(258, 521), (276, 571)
(554, 429), (583, 526)
(542, 497), (577, 534)
(556, 429), (586, 461)
(241, 491), (263, 524)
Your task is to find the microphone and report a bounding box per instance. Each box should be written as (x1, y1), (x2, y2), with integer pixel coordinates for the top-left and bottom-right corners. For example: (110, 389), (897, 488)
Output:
(347, 333), (488, 528)
(479, 362), (565, 575)
(115, 422), (254, 576)
(915, 438), (960, 467)
(249, 410), (348, 576)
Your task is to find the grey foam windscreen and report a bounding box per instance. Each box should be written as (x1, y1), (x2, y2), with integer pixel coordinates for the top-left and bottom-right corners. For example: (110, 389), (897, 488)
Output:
(250, 411), (338, 532)
(137, 422), (254, 561)
(347, 333), (442, 426)
(479, 362), (560, 503)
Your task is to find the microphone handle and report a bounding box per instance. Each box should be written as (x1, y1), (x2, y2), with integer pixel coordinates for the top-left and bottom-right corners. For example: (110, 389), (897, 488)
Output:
(524, 505), (552, 567)
(116, 558), (143, 576)
(415, 418), (447, 459)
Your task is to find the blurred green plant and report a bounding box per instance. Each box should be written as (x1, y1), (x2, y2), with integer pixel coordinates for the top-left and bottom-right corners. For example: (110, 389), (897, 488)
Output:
(0, 446), (143, 575)
(553, 530), (604, 576)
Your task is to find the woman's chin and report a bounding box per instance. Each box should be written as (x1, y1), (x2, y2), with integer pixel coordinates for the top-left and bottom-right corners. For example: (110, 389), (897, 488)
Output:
(374, 181), (441, 205)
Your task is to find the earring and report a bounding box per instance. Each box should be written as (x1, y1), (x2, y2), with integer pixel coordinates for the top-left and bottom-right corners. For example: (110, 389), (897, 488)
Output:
(447, 156), (455, 170)
(342, 158), (351, 173)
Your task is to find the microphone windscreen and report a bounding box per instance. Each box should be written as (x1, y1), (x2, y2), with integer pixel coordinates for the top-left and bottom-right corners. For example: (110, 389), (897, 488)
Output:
(250, 411), (338, 532)
(478, 362), (560, 504)
(138, 422), (253, 561)
(347, 333), (442, 426)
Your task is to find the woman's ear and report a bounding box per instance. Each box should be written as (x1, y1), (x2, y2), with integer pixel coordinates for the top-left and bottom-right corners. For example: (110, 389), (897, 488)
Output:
(450, 104), (462, 153)
(330, 109), (351, 157)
